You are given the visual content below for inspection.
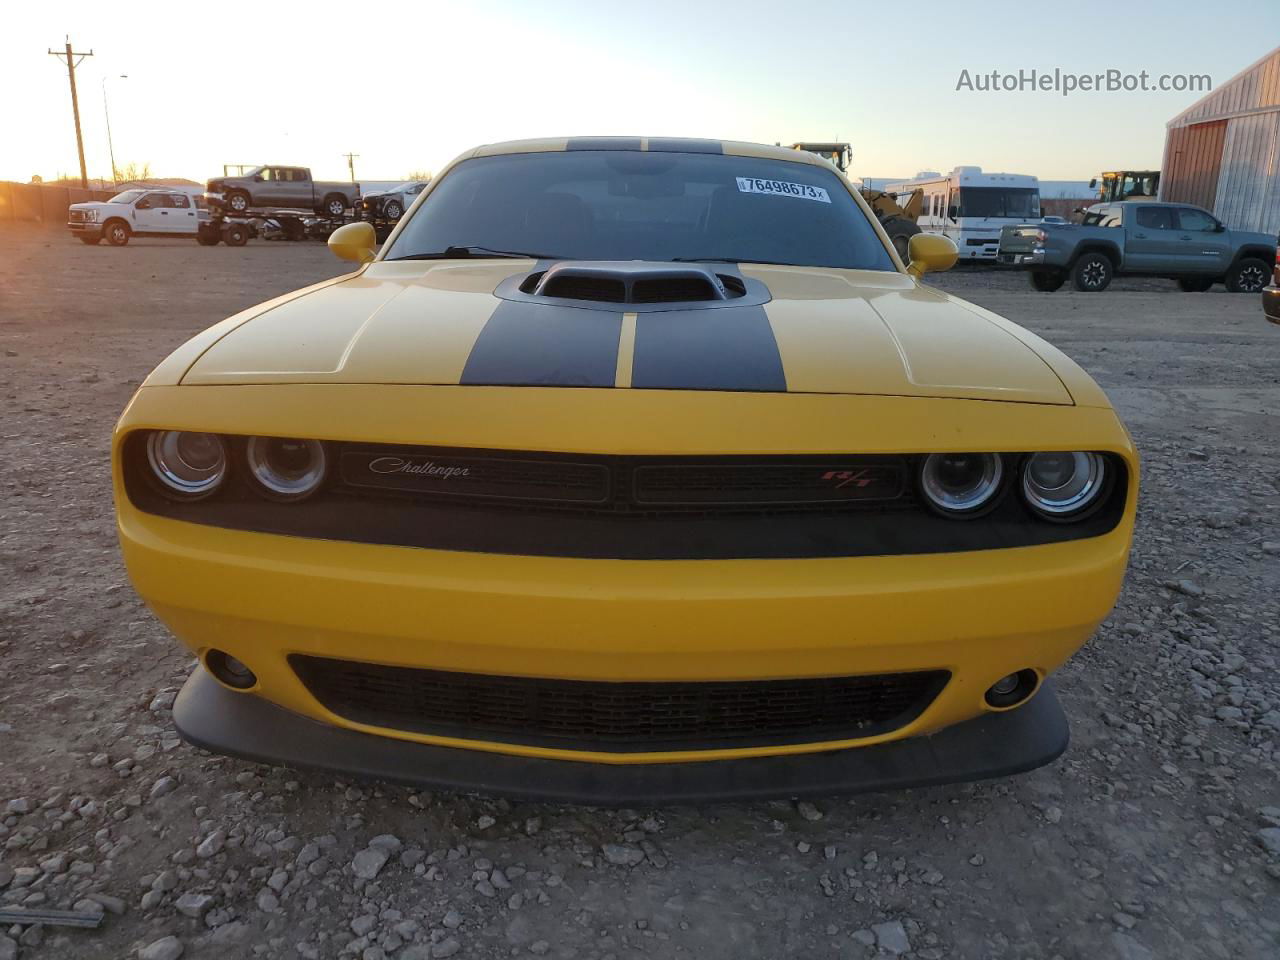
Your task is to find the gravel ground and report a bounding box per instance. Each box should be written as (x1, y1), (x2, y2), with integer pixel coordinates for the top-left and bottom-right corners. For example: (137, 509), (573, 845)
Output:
(1, 227), (1278, 960)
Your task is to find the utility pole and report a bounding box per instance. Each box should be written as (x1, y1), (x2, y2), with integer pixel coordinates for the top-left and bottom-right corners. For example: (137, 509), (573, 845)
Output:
(343, 152), (359, 183)
(48, 37), (94, 189)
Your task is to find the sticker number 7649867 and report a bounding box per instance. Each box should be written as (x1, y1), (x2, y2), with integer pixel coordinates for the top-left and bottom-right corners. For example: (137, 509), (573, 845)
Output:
(735, 177), (831, 203)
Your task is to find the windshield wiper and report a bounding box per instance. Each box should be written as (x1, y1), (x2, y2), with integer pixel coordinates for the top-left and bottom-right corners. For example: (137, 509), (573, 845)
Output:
(388, 245), (564, 261)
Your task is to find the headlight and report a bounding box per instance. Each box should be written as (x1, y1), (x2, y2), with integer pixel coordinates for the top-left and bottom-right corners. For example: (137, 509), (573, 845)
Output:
(245, 437), (327, 501)
(85, 210), (99, 222)
(146, 431), (227, 499)
(919, 453), (1004, 516)
(1021, 452), (1107, 518)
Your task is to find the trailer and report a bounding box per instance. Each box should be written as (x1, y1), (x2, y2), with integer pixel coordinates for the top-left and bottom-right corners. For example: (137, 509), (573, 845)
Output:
(355, 212), (399, 244)
(196, 204), (352, 246)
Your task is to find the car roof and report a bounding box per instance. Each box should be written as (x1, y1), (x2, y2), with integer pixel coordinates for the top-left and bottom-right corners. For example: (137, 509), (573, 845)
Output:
(467, 137), (829, 167)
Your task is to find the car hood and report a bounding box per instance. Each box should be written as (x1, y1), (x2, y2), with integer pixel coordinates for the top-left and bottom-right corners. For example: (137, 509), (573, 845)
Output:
(179, 261), (1074, 404)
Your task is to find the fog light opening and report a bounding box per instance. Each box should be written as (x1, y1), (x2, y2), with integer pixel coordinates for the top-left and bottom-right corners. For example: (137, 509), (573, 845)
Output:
(985, 669), (1039, 709)
(206, 649), (258, 691)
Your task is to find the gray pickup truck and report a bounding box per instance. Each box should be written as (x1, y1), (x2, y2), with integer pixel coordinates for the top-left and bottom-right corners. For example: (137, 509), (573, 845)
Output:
(998, 201), (1274, 293)
(205, 165), (359, 217)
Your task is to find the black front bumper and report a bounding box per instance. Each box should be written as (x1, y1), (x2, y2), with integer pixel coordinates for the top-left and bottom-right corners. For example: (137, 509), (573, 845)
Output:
(174, 668), (1069, 804)
(1264, 285), (1280, 325)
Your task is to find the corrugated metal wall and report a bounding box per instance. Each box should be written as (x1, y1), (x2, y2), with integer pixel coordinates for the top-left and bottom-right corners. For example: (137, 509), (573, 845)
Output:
(1172, 49), (1280, 125)
(1163, 121), (1227, 210)
(1215, 112), (1280, 234)
(1162, 46), (1280, 234)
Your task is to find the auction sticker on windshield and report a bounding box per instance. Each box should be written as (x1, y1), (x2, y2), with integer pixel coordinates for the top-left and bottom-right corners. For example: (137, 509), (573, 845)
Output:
(736, 177), (831, 203)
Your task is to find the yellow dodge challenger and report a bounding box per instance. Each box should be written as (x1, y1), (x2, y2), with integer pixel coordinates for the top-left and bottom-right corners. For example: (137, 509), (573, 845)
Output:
(113, 137), (1138, 802)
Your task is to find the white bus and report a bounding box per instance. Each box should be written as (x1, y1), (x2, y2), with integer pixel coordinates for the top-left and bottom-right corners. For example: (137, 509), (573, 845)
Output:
(884, 166), (1041, 261)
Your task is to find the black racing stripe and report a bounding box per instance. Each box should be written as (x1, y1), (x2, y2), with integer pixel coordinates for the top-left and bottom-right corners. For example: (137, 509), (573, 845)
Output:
(646, 138), (723, 154)
(565, 137), (643, 152)
(631, 305), (786, 392)
(460, 300), (621, 388)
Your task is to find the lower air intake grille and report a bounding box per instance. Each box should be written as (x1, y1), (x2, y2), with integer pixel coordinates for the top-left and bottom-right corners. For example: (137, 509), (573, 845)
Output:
(290, 655), (949, 752)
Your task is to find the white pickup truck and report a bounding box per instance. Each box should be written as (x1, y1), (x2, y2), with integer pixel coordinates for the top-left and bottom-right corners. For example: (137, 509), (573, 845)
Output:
(67, 188), (208, 246)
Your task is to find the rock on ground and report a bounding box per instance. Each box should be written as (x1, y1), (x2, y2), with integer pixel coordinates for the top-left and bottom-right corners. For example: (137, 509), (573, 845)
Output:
(138, 936), (184, 960)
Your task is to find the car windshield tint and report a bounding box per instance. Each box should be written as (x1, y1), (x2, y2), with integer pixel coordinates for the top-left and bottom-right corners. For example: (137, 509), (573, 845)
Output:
(957, 188), (1039, 219)
(109, 190), (146, 204)
(386, 151), (895, 270)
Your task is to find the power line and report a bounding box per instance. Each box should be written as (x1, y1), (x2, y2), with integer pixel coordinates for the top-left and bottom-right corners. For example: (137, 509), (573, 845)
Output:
(343, 152), (359, 183)
(48, 36), (94, 189)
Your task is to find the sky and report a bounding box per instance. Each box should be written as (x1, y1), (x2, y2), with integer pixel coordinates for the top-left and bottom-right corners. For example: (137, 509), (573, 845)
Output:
(2, 0), (1271, 185)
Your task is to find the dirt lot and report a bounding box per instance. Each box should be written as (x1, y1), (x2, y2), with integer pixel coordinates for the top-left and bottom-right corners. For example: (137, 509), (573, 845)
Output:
(1, 227), (1278, 960)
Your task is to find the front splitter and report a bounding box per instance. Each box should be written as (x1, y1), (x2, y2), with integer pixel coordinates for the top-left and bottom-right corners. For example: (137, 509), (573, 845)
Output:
(173, 668), (1069, 804)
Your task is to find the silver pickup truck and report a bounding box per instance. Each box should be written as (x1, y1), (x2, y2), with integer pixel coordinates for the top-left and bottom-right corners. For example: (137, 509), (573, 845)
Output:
(205, 166), (359, 217)
(998, 201), (1274, 293)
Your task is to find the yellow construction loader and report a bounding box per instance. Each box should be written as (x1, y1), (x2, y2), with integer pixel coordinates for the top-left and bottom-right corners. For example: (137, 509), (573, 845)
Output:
(790, 143), (922, 260)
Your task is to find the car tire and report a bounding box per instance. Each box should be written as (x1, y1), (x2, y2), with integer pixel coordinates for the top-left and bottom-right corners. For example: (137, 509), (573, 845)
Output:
(196, 232), (220, 246)
(79, 236), (101, 246)
(321, 195), (347, 218)
(226, 191), (251, 214)
(1225, 257), (1270, 293)
(384, 199), (403, 221)
(1177, 276), (1214, 292)
(1071, 252), (1112, 292)
(1029, 270), (1065, 292)
(104, 220), (130, 246)
(223, 223), (249, 247)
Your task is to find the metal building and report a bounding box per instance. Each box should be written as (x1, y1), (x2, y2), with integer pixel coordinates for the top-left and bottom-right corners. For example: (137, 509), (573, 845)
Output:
(1160, 46), (1280, 234)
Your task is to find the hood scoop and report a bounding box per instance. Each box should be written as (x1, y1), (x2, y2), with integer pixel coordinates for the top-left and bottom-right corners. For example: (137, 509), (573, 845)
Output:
(521, 261), (745, 305)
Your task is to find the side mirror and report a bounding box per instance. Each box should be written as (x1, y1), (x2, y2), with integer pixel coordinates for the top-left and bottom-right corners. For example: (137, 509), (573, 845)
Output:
(946, 206), (958, 220)
(328, 221), (377, 264)
(1073, 207), (1085, 215)
(906, 233), (958, 277)
(1089, 178), (1097, 188)
(1214, 223), (1226, 233)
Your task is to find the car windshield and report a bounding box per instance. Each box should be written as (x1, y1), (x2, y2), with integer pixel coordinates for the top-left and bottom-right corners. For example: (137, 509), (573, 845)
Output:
(387, 182), (419, 193)
(957, 187), (1040, 219)
(108, 190), (147, 204)
(385, 151), (895, 270)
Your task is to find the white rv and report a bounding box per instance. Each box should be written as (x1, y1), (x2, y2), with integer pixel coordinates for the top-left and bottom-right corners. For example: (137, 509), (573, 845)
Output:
(884, 167), (1041, 261)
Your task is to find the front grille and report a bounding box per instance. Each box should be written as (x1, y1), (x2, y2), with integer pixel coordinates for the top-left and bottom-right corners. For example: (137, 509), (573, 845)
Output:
(340, 450), (610, 504)
(633, 462), (904, 505)
(290, 655), (949, 752)
(69, 210), (85, 222)
(335, 445), (913, 514)
(124, 435), (1130, 560)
